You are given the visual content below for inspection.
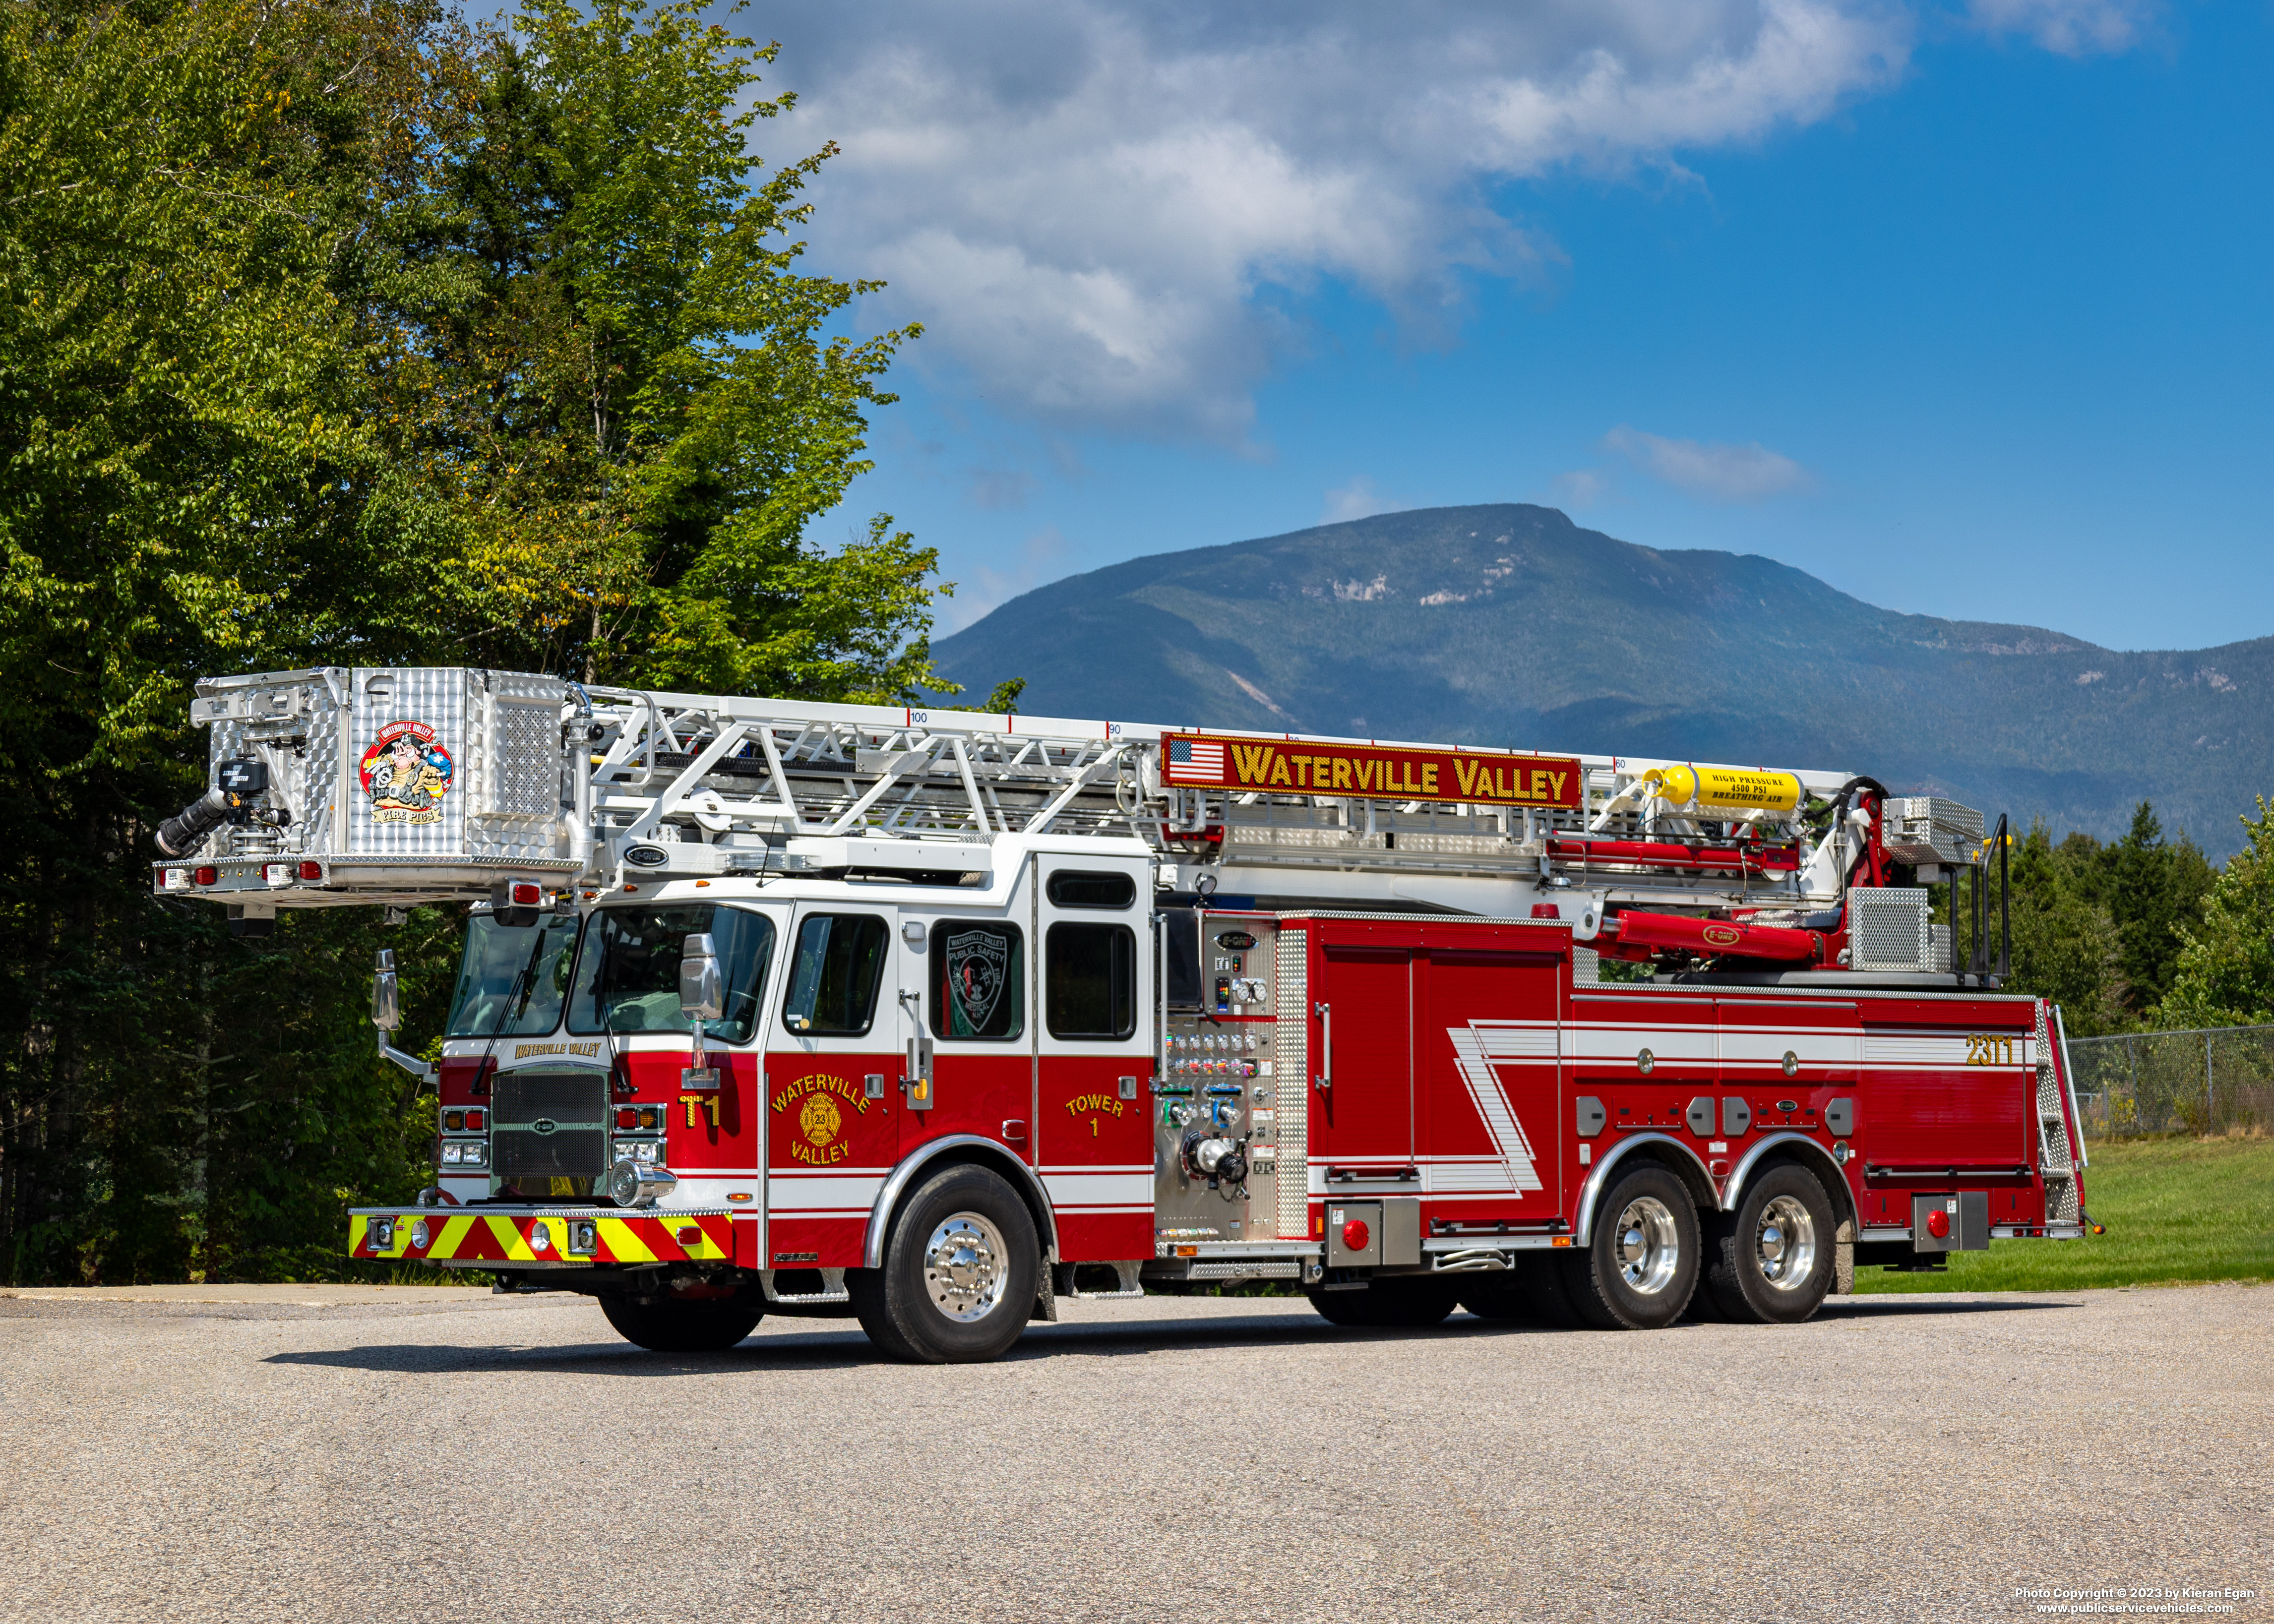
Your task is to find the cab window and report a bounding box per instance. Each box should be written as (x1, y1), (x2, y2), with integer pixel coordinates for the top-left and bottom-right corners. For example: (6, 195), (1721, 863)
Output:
(447, 911), (581, 1037)
(566, 905), (775, 1043)
(782, 914), (889, 1037)
(930, 923), (1024, 1041)
(1046, 922), (1136, 1040)
(1045, 870), (1135, 909)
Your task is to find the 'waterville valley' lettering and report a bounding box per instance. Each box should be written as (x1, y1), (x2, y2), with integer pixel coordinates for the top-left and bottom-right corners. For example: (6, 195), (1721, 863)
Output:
(1173, 735), (1583, 809)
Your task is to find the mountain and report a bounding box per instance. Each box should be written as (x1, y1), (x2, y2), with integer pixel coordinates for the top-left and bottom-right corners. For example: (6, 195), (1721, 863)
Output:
(931, 504), (2273, 855)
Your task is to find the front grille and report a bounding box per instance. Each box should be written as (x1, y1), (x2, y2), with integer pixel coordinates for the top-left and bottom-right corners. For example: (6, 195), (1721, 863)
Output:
(492, 1064), (611, 1182)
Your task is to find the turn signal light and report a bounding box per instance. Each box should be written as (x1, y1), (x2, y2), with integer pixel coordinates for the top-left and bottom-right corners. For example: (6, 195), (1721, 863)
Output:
(1342, 1218), (1371, 1252)
(1925, 1209), (1951, 1239)
(444, 1109), (465, 1131)
(638, 1107), (658, 1130)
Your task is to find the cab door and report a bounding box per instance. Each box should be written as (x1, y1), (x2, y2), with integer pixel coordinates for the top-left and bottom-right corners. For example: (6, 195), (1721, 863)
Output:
(1034, 860), (1154, 1262)
(764, 907), (898, 1269)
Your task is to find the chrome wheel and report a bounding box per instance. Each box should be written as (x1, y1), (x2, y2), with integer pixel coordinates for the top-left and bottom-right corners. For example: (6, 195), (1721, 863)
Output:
(923, 1211), (1008, 1322)
(1613, 1195), (1682, 1296)
(1752, 1194), (1818, 1293)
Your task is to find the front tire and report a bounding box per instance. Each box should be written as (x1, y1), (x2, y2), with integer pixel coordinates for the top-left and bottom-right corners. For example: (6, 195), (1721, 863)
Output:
(600, 1291), (764, 1352)
(1704, 1162), (1836, 1324)
(1565, 1164), (1700, 1329)
(851, 1163), (1039, 1364)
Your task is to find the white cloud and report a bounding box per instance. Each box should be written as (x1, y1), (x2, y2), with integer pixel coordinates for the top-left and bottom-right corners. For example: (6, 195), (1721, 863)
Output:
(1602, 425), (1808, 501)
(765, 2), (2146, 440)
(1552, 467), (1615, 509)
(1322, 476), (1396, 524)
(1966, 0), (2158, 56)
(939, 526), (1074, 632)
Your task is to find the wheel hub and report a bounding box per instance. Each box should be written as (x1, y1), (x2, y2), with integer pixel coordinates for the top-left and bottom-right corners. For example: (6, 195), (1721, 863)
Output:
(1611, 1196), (1680, 1296)
(1753, 1195), (1817, 1290)
(923, 1211), (1008, 1322)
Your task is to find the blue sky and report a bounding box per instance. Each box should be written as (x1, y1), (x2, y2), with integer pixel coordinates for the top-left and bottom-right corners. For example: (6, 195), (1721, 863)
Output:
(759, 1), (2270, 651)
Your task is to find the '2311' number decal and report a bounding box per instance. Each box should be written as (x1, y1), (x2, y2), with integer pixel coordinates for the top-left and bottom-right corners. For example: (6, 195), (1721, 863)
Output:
(1964, 1033), (2020, 1067)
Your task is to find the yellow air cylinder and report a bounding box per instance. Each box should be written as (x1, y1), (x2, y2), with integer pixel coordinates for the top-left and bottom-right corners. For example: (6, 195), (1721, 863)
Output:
(1648, 763), (1804, 816)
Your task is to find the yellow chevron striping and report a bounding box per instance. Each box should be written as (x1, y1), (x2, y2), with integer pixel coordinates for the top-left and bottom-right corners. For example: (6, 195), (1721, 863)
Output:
(435, 1213), (480, 1260)
(487, 1214), (538, 1262)
(347, 1215), (369, 1257)
(599, 1217), (658, 1264)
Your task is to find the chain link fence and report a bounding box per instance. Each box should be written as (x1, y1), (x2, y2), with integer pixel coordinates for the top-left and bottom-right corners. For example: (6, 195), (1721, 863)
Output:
(2064, 1024), (2274, 1139)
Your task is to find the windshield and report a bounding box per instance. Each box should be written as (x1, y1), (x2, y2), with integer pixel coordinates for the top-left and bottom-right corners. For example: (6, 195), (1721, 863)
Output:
(567, 905), (776, 1044)
(446, 912), (582, 1037)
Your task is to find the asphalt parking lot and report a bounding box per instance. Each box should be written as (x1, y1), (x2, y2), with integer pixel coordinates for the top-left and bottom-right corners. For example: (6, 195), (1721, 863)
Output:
(1, 1282), (2267, 1624)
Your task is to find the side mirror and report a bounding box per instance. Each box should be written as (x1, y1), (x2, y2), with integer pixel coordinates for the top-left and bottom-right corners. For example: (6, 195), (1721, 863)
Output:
(372, 948), (402, 1032)
(679, 933), (724, 1023)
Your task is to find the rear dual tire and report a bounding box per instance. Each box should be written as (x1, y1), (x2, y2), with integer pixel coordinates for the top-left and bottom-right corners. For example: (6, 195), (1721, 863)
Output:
(1703, 1162), (1836, 1324)
(1562, 1165), (1700, 1330)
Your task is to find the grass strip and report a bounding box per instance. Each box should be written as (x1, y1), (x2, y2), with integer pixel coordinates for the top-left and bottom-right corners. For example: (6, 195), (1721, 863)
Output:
(1854, 1134), (2274, 1293)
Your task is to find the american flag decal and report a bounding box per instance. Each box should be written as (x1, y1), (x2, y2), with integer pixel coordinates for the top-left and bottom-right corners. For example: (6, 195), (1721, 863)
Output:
(1165, 735), (1225, 782)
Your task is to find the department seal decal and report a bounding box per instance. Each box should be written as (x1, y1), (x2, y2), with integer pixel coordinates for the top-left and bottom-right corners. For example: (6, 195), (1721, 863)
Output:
(799, 1093), (843, 1148)
(360, 719), (455, 826)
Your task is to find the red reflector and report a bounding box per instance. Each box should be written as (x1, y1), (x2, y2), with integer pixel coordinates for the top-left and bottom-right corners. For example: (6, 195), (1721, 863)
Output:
(510, 881), (542, 906)
(193, 866), (218, 886)
(676, 1225), (702, 1245)
(465, 1109), (484, 1130)
(297, 860), (323, 881)
(1926, 1209), (1950, 1239)
(616, 1107), (639, 1130)
(1342, 1218), (1371, 1252)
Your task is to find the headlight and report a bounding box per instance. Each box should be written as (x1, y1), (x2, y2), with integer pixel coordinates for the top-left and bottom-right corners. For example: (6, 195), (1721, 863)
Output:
(632, 1141), (657, 1163)
(410, 1219), (430, 1250)
(441, 1143), (462, 1164)
(462, 1142), (485, 1166)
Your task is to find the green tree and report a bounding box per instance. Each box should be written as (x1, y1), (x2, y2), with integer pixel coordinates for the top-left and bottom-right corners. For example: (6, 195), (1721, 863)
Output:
(2096, 803), (2215, 1019)
(392, 0), (943, 700)
(2160, 798), (2274, 1028)
(0, 0), (950, 1283)
(1997, 820), (2128, 1035)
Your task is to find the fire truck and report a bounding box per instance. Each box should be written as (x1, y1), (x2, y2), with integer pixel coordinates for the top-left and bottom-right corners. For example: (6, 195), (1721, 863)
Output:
(150, 666), (2093, 1361)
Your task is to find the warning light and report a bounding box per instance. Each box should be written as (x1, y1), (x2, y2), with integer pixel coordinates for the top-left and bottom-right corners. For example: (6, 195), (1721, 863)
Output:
(194, 866), (219, 887)
(1342, 1218), (1370, 1252)
(464, 1109), (484, 1131)
(509, 881), (543, 907)
(616, 1107), (639, 1130)
(1926, 1209), (1951, 1239)
(298, 860), (324, 882)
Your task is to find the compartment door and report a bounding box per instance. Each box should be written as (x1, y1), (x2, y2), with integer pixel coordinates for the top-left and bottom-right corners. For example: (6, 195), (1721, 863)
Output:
(1310, 948), (1416, 1177)
(1417, 949), (1563, 1220)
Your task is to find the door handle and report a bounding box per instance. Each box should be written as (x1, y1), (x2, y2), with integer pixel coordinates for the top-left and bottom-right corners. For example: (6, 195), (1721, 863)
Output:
(1314, 1001), (1331, 1092)
(903, 1034), (935, 1110)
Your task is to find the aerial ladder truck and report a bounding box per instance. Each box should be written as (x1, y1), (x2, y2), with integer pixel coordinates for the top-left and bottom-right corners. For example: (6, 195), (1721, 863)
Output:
(150, 665), (2091, 1360)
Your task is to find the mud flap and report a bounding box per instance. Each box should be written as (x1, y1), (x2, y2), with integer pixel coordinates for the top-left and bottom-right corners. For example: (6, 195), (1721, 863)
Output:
(1034, 1251), (1059, 1323)
(1832, 1220), (1855, 1295)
